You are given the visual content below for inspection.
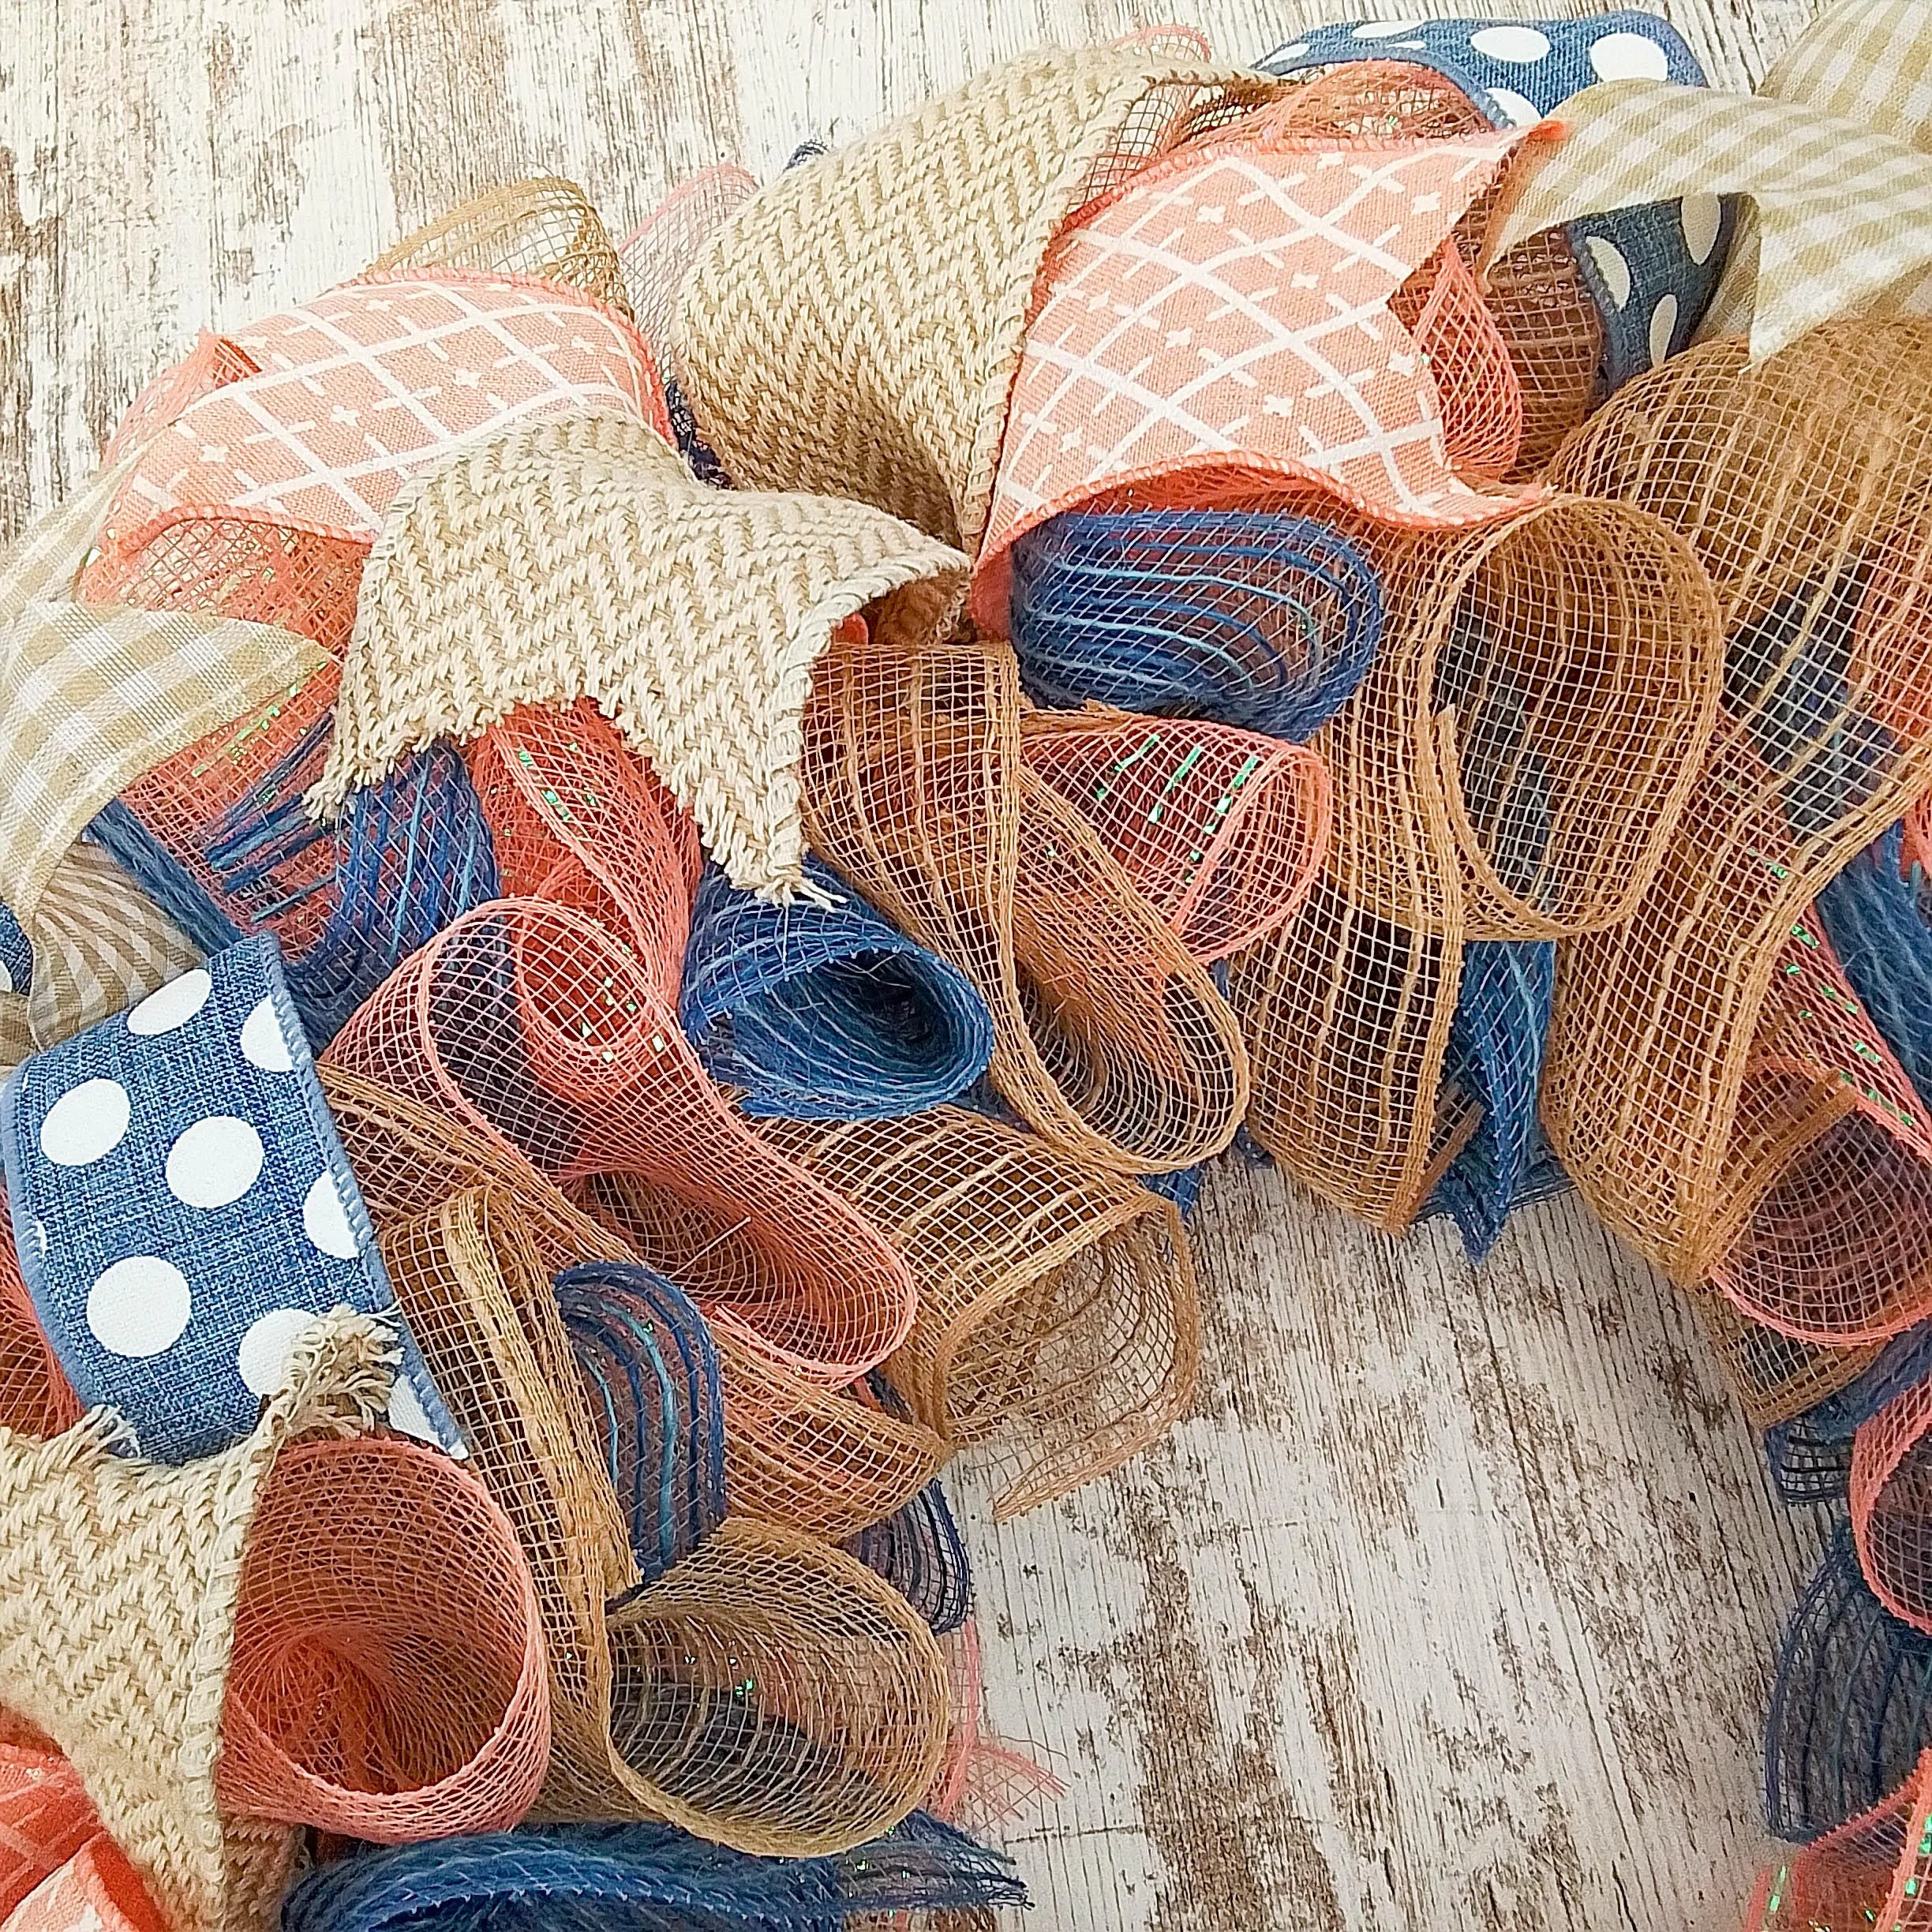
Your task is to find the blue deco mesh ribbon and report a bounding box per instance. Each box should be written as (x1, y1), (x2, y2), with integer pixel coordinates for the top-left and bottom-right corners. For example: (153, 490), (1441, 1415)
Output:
(1258, 13), (1735, 395)
(555, 1260), (728, 1593)
(90, 736), (498, 1050)
(1765, 1518), (1932, 1842)
(843, 1373), (971, 1634)
(280, 1812), (1028, 1932)
(1763, 1321), (1932, 1506)
(679, 856), (995, 1118)
(1424, 939), (1559, 1262)
(1006, 509), (1383, 743)
(0, 904), (29, 998)
(0, 933), (462, 1463)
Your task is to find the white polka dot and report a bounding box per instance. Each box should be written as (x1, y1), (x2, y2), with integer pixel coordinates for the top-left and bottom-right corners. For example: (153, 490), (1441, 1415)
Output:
(1680, 193), (1722, 265)
(387, 1377), (438, 1443)
(1485, 86), (1544, 126)
(126, 969), (212, 1037)
(1588, 30), (1671, 80)
(1649, 291), (1679, 367)
(1351, 20), (1418, 37)
(166, 1116), (264, 1210)
(39, 1079), (130, 1167)
(1584, 235), (1633, 309)
(239, 998), (294, 1073)
(1272, 40), (1311, 59)
(1469, 24), (1550, 63)
(87, 1256), (192, 1357)
(236, 1306), (317, 1397)
(0, 962), (13, 995)
(302, 1170), (360, 1260)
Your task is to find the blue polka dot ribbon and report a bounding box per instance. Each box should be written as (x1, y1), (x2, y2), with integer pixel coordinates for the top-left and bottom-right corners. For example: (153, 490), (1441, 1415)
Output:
(0, 904), (28, 1000)
(0, 931), (462, 1463)
(1257, 13), (1735, 393)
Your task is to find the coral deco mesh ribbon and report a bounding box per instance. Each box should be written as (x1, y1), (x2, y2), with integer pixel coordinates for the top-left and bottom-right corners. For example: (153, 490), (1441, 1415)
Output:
(0, 1316), (548, 1932)
(1232, 495), (1720, 1230)
(324, 698), (921, 1385)
(1541, 321), (1932, 1354)
(972, 119), (1544, 625)
(0, 935), (462, 1462)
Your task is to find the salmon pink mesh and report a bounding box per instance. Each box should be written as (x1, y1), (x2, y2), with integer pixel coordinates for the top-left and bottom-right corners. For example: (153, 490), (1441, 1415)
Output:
(1231, 496), (1722, 1229)
(1541, 323), (1932, 1358)
(0, 1204), (80, 1441)
(616, 167), (758, 374)
(220, 1433), (550, 1841)
(1853, 1379), (1932, 1635)
(318, 1068), (945, 1542)
(320, 893), (916, 1385)
(1017, 707), (1330, 964)
(923, 1623), (1062, 1837)
(1747, 1747), (1932, 1932)
(374, 1185), (949, 1854)
(753, 1106), (1200, 1520)
(799, 615), (1249, 1178)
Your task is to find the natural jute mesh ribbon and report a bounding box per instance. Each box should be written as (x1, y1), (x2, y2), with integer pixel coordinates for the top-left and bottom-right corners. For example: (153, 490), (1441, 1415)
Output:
(1540, 320), (1932, 1350)
(1232, 492), (1721, 1230)
(376, 1185), (950, 1854)
(753, 1106), (1200, 1520)
(801, 608), (1249, 1176)
(319, 1066), (945, 1544)
(670, 44), (1277, 551)
(1017, 707), (1331, 965)
(311, 411), (968, 900)
(360, 178), (635, 318)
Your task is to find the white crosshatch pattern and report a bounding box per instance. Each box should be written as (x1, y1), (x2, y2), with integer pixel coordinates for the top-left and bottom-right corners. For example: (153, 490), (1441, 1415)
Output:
(986, 129), (1537, 575)
(105, 274), (657, 542)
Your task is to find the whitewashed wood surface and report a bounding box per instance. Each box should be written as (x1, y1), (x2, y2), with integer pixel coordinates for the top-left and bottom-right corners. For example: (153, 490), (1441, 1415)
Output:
(0, 2), (1835, 1926)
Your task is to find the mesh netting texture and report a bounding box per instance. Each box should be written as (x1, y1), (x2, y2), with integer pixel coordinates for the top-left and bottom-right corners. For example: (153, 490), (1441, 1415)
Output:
(19, 10), (1932, 1930)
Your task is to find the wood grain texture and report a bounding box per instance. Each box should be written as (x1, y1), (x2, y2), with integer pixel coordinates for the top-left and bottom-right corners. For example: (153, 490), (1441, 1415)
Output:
(0, 2), (1833, 1926)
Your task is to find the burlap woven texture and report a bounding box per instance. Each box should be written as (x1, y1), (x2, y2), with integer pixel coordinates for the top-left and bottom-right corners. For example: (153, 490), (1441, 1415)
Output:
(0, 1314), (397, 1932)
(312, 412), (968, 900)
(670, 44), (1277, 552)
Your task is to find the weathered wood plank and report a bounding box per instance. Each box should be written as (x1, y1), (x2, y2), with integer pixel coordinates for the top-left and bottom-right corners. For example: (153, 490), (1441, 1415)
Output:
(0, 3), (1837, 1926)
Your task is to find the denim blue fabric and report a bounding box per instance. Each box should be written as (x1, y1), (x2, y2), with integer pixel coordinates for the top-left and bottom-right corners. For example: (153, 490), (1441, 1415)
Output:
(279, 1812), (1028, 1932)
(556, 1260), (728, 1593)
(90, 739), (499, 1050)
(0, 902), (29, 998)
(1424, 939), (1557, 1261)
(680, 856), (994, 1118)
(0, 932), (462, 1463)
(1257, 13), (1735, 395)
(1006, 508), (1383, 743)
(1765, 1518), (1932, 1842)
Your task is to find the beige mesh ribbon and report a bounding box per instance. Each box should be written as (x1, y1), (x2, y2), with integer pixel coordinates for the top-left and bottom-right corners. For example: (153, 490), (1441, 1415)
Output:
(1232, 492), (1722, 1230)
(376, 1184), (950, 1853)
(311, 411), (968, 898)
(671, 44), (1279, 550)
(1541, 320), (1932, 1372)
(0, 1316), (391, 1932)
(319, 1065), (945, 1543)
(801, 610), (1250, 1176)
(754, 1107), (1200, 1520)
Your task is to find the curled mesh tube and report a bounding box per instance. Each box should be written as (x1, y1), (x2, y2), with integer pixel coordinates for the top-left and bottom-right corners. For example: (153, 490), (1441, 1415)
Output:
(1005, 507), (1383, 741)
(1747, 1747), (1932, 1930)
(800, 616), (1249, 1177)
(1765, 1520), (1932, 1843)
(319, 1069), (945, 1543)
(219, 1434), (551, 1841)
(1017, 707), (1330, 964)
(321, 896), (917, 1384)
(1854, 1380), (1932, 1635)
(754, 1106), (1200, 1519)
(678, 856), (994, 1118)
